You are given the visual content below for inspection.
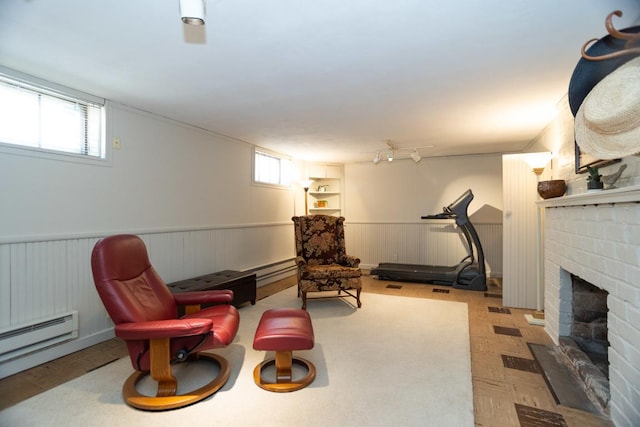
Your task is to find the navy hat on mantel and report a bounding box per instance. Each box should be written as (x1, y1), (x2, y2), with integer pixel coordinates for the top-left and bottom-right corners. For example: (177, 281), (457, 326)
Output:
(568, 24), (640, 117)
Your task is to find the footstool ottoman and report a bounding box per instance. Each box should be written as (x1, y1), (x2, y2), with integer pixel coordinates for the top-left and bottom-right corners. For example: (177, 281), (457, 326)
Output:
(252, 308), (316, 392)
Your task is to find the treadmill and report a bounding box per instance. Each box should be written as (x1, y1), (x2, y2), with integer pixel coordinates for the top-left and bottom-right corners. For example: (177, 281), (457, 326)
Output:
(370, 189), (487, 291)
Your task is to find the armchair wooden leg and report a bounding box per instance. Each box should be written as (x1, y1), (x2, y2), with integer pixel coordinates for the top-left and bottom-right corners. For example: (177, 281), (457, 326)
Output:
(301, 291), (307, 310)
(184, 304), (201, 315)
(150, 338), (177, 397)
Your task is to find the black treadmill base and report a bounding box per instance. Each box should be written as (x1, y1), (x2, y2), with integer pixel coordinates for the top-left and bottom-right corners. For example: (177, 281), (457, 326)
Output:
(370, 262), (487, 291)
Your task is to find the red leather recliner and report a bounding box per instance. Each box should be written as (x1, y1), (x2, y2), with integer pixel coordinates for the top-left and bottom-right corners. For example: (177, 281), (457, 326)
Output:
(91, 234), (240, 410)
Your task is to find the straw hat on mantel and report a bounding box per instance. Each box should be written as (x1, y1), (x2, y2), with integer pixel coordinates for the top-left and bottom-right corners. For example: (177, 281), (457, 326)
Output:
(574, 56), (640, 159)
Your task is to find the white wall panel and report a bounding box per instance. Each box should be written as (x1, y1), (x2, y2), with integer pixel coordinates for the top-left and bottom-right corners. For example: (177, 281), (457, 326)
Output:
(476, 223), (503, 277)
(0, 224), (294, 378)
(502, 154), (544, 308)
(0, 245), (11, 327)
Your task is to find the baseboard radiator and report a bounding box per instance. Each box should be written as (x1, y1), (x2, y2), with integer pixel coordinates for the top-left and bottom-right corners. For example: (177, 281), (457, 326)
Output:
(248, 258), (297, 287)
(0, 311), (79, 363)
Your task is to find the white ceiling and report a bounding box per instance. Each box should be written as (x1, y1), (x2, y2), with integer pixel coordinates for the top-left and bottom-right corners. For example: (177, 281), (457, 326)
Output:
(1, 0), (639, 163)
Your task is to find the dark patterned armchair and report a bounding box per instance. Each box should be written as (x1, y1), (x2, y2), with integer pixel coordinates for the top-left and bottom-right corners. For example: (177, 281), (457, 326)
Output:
(292, 215), (362, 309)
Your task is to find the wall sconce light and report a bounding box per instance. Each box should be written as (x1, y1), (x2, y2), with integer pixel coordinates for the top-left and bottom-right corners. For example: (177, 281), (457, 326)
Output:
(300, 179), (313, 215)
(387, 149), (394, 162)
(410, 149), (422, 163)
(524, 152), (552, 176)
(373, 152), (381, 164)
(180, 0), (206, 25)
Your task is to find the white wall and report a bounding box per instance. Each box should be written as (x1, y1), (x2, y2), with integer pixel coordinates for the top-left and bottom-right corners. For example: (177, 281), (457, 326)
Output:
(0, 103), (294, 240)
(344, 155), (503, 221)
(343, 155), (504, 275)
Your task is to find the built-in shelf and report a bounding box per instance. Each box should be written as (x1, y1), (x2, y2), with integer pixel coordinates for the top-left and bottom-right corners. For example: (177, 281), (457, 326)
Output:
(309, 191), (340, 196)
(537, 184), (640, 208)
(307, 172), (342, 215)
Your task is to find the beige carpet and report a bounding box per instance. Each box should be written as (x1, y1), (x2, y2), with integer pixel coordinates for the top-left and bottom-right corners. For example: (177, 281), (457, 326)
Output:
(0, 287), (474, 426)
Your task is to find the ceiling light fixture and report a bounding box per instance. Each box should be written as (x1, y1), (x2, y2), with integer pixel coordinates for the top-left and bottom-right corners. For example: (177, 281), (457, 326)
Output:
(180, 0), (206, 25)
(373, 152), (381, 164)
(410, 149), (422, 163)
(385, 140), (395, 162)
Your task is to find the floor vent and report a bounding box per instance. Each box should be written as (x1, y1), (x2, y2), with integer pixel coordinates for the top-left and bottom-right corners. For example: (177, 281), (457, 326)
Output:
(385, 284), (403, 289)
(0, 311), (78, 362)
(514, 403), (567, 427)
(493, 325), (522, 337)
(432, 289), (450, 293)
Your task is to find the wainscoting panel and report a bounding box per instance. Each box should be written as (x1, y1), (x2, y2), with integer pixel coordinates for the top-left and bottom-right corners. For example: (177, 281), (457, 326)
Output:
(0, 244), (10, 327)
(502, 154), (541, 309)
(0, 223), (294, 378)
(476, 223), (503, 278)
(345, 221), (502, 277)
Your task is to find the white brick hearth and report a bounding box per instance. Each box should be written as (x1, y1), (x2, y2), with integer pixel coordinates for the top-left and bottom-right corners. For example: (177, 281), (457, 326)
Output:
(539, 185), (640, 427)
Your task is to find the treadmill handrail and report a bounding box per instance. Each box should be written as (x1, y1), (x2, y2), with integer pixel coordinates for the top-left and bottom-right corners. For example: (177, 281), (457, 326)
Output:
(421, 212), (454, 220)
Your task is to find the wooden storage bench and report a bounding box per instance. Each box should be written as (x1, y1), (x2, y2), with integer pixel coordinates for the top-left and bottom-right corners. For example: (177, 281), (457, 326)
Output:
(167, 270), (257, 308)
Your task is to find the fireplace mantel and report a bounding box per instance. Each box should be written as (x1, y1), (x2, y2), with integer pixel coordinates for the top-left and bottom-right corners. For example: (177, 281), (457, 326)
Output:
(537, 184), (640, 208)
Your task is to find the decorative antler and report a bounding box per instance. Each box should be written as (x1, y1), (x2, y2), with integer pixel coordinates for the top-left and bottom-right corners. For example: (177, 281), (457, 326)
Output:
(581, 10), (640, 61)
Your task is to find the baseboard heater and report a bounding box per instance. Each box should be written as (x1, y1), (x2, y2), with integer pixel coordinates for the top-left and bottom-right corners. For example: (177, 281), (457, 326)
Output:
(247, 258), (297, 286)
(0, 311), (78, 362)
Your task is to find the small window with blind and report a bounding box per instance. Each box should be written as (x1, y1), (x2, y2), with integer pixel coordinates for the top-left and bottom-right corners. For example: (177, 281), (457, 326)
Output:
(0, 68), (106, 163)
(253, 147), (291, 188)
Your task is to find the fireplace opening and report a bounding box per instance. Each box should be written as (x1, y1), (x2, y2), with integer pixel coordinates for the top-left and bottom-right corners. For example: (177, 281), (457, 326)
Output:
(568, 274), (609, 378)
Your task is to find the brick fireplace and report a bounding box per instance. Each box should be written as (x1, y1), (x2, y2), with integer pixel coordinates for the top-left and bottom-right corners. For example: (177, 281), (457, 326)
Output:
(540, 186), (640, 427)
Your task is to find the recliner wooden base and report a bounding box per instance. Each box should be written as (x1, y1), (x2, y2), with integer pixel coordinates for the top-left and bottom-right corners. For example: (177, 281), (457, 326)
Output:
(253, 350), (316, 392)
(122, 353), (230, 411)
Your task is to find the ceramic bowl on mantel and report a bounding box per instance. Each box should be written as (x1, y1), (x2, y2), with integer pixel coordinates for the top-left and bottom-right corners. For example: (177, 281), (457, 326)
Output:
(537, 179), (567, 199)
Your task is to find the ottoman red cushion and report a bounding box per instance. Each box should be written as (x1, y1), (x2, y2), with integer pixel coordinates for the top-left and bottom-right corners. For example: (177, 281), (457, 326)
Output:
(253, 308), (314, 351)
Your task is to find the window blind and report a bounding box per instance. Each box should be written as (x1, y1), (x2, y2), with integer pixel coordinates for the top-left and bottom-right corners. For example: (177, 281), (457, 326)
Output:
(0, 74), (105, 159)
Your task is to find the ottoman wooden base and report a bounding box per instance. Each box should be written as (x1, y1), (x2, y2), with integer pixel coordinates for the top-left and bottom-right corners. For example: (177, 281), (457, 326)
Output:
(253, 351), (316, 392)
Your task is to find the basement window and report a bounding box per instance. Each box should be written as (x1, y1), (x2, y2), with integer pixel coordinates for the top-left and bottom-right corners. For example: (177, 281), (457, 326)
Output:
(253, 148), (291, 187)
(0, 68), (106, 162)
